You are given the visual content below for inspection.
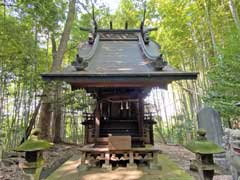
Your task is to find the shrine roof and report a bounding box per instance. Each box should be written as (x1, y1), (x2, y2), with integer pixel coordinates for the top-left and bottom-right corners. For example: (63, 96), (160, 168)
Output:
(41, 29), (198, 88)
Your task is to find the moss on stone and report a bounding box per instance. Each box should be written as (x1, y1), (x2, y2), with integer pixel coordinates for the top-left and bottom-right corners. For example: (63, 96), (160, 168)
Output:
(185, 140), (224, 154)
(15, 138), (53, 152)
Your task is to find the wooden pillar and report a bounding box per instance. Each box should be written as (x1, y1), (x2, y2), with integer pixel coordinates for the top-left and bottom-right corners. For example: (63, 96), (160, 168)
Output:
(95, 102), (100, 141)
(150, 124), (154, 145)
(138, 97), (144, 138)
(84, 123), (88, 144)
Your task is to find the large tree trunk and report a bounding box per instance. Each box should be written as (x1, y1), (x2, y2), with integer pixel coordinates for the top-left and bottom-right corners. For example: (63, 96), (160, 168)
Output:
(229, 0), (240, 31)
(38, 0), (76, 140)
(52, 83), (64, 143)
(51, 0), (76, 72)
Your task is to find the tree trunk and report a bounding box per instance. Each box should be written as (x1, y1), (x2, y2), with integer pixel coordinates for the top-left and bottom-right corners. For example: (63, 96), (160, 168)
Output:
(51, 0), (76, 72)
(21, 101), (41, 144)
(229, 0), (240, 31)
(38, 0), (76, 140)
(203, 0), (218, 57)
(53, 83), (64, 143)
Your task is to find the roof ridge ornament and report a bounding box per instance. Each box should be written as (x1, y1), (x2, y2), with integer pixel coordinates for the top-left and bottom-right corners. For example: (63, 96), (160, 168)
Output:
(155, 54), (168, 71)
(71, 54), (88, 71)
(79, 1), (158, 35)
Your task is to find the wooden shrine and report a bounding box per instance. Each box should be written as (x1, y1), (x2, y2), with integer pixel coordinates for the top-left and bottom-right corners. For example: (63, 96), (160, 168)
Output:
(41, 19), (198, 169)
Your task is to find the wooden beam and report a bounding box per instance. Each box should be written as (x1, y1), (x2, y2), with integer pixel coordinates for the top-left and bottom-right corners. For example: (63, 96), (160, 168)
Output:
(100, 38), (138, 41)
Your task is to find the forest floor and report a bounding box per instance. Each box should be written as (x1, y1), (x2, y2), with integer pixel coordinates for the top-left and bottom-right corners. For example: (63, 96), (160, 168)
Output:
(158, 144), (232, 180)
(47, 153), (193, 180)
(0, 144), (81, 180)
(0, 144), (233, 180)
(46, 144), (232, 180)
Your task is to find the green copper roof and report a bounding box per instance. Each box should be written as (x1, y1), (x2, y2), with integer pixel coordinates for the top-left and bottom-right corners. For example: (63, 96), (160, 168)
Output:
(41, 31), (198, 88)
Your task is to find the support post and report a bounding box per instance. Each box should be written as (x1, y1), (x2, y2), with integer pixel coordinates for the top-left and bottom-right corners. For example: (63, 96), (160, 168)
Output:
(153, 152), (158, 164)
(105, 153), (110, 165)
(138, 96), (144, 139)
(78, 152), (88, 171)
(110, 21), (113, 29)
(127, 151), (137, 169)
(94, 102), (100, 141)
(84, 125), (88, 145)
(102, 152), (112, 170)
(149, 152), (161, 170)
(81, 152), (86, 165)
(129, 151), (134, 165)
(125, 21), (128, 29)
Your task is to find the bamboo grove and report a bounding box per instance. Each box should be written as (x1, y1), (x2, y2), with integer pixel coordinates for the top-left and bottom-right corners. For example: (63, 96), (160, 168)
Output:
(0, 0), (239, 149)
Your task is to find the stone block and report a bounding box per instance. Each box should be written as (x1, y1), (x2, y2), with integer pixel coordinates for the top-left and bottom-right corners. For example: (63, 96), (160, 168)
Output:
(127, 163), (137, 169)
(102, 164), (112, 171)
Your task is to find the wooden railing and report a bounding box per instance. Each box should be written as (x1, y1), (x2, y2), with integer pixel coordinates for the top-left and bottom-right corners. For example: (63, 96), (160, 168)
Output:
(82, 112), (94, 121)
(144, 112), (154, 122)
(82, 112), (155, 123)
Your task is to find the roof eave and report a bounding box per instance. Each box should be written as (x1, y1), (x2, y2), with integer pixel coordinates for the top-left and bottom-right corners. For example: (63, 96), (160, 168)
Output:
(40, 72), (198, 88)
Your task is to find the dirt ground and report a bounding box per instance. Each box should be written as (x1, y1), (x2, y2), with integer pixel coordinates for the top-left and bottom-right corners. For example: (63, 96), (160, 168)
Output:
(158, 144), (232, 180)
(0, 144), (233, 180)
(47, 144), (232, 180)
(158, 144), (199, 179)
(47, 153), (193, 180)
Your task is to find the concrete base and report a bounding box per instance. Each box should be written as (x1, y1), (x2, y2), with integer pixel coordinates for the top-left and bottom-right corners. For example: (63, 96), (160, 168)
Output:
(102, 164), (112, 171)
(127, 163), (138, 169)
(77, 164), (88, 172)
(149, 162), (162, 170)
